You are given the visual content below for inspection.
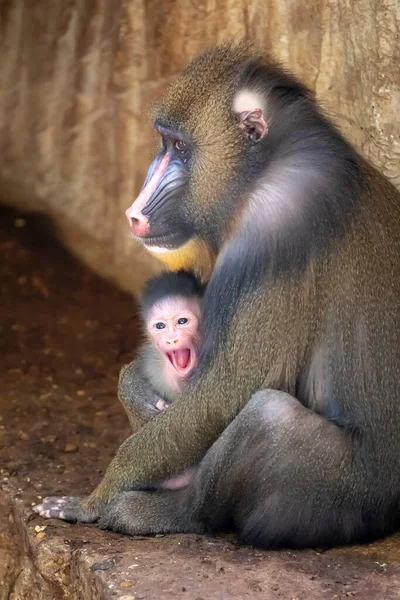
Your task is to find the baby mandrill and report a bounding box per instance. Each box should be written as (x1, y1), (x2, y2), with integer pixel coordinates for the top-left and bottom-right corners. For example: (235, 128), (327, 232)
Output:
(139, 269), (204, 411)
(137, 269), (204, 490)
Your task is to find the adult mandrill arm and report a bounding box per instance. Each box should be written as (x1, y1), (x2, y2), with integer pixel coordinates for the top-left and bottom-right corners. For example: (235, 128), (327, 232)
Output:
(90, 369), (244, 508)
(34, 261), (293, 521)
(34, 351), (265, 519)
(34, 253), (309, 522)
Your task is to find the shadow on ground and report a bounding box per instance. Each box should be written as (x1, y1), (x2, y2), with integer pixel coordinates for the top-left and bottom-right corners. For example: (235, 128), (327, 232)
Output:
(1, 206), (400, 599)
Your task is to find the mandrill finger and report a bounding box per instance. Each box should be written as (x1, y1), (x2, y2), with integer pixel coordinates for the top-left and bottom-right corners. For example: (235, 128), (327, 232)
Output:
(155, 398), (170, 411)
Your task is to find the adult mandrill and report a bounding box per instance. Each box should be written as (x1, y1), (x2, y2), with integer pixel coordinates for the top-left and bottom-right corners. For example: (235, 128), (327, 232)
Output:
(34, 42), (400, 549)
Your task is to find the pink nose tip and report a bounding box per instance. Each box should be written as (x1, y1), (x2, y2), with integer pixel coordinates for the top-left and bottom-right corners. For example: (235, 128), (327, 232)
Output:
(125, 210), (150, 238)
(166, 338), (178, 345)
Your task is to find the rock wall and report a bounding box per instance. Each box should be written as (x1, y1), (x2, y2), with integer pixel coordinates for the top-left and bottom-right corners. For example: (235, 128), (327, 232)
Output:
(0, 0), (399, 296)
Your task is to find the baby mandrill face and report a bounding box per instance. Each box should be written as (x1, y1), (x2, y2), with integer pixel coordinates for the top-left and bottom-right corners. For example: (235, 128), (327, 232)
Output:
(147, 296), (201, 379)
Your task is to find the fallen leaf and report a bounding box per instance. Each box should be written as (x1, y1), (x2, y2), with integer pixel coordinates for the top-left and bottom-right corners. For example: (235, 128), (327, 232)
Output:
(64, 443), (78, 453)
(32, 276), (49, 298)
(120, 581), (133, 588)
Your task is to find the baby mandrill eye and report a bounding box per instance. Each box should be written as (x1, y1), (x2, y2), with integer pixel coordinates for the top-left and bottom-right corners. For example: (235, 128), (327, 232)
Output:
(155, 322), (166, 330)
(177, 317), (188, 325)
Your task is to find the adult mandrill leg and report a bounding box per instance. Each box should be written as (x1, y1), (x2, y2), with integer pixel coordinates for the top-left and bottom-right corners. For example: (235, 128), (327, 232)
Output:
(98, 390), (282, 536)
(96, 389), (276, 536)
(98, 489), (206, 536)
(99, 389), (381, 548)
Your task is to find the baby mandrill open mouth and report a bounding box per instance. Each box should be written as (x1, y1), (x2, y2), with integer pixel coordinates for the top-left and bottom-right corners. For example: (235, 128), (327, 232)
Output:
(167, 347), (196, 377)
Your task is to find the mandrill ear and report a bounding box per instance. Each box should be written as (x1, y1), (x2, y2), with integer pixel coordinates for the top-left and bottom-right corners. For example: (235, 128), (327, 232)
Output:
(238, 109), (268, 142)
(233, 89), (268, 143)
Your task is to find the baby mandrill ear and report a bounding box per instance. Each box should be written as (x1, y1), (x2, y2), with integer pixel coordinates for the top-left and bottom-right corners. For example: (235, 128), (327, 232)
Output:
(239, 109), (268, 143)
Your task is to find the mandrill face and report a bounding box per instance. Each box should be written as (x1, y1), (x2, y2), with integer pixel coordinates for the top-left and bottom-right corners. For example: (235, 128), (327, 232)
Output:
(124, 44), (269, 278)
(147, 295), (201, 379)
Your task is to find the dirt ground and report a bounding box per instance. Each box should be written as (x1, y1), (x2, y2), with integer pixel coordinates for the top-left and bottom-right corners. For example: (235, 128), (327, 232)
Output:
(1, 206), (400, 600)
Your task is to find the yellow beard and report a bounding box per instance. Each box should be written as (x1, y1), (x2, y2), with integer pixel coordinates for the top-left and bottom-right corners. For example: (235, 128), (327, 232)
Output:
(147, 238), (215, 283)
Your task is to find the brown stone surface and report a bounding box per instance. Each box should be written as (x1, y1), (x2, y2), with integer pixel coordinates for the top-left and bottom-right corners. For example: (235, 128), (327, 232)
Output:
(0, 1), (399, 296)
(2, 207), (400, 599)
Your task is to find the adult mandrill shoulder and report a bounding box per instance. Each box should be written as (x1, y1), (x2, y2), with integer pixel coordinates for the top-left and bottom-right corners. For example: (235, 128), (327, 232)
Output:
(34, 41), (400, 549)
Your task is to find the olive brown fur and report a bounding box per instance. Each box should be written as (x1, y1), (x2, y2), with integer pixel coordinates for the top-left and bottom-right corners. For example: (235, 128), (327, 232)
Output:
(34, 41), (400, 550)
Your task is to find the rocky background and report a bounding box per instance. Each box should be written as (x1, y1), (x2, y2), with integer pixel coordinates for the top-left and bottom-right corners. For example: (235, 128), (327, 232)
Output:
(0, 0), (399, 297)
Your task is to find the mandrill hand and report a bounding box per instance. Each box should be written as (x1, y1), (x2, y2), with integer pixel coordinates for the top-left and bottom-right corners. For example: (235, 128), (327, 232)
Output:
(33, 472), (129, 523)
(33, 496), (100, 523)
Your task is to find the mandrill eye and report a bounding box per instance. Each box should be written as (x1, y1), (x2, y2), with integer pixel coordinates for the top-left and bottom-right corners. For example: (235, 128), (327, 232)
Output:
(175, 140), (187, 153)
(177, 317), (188, 325)
(155, 322), (166, 330)
(174, 140), (189, 161)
